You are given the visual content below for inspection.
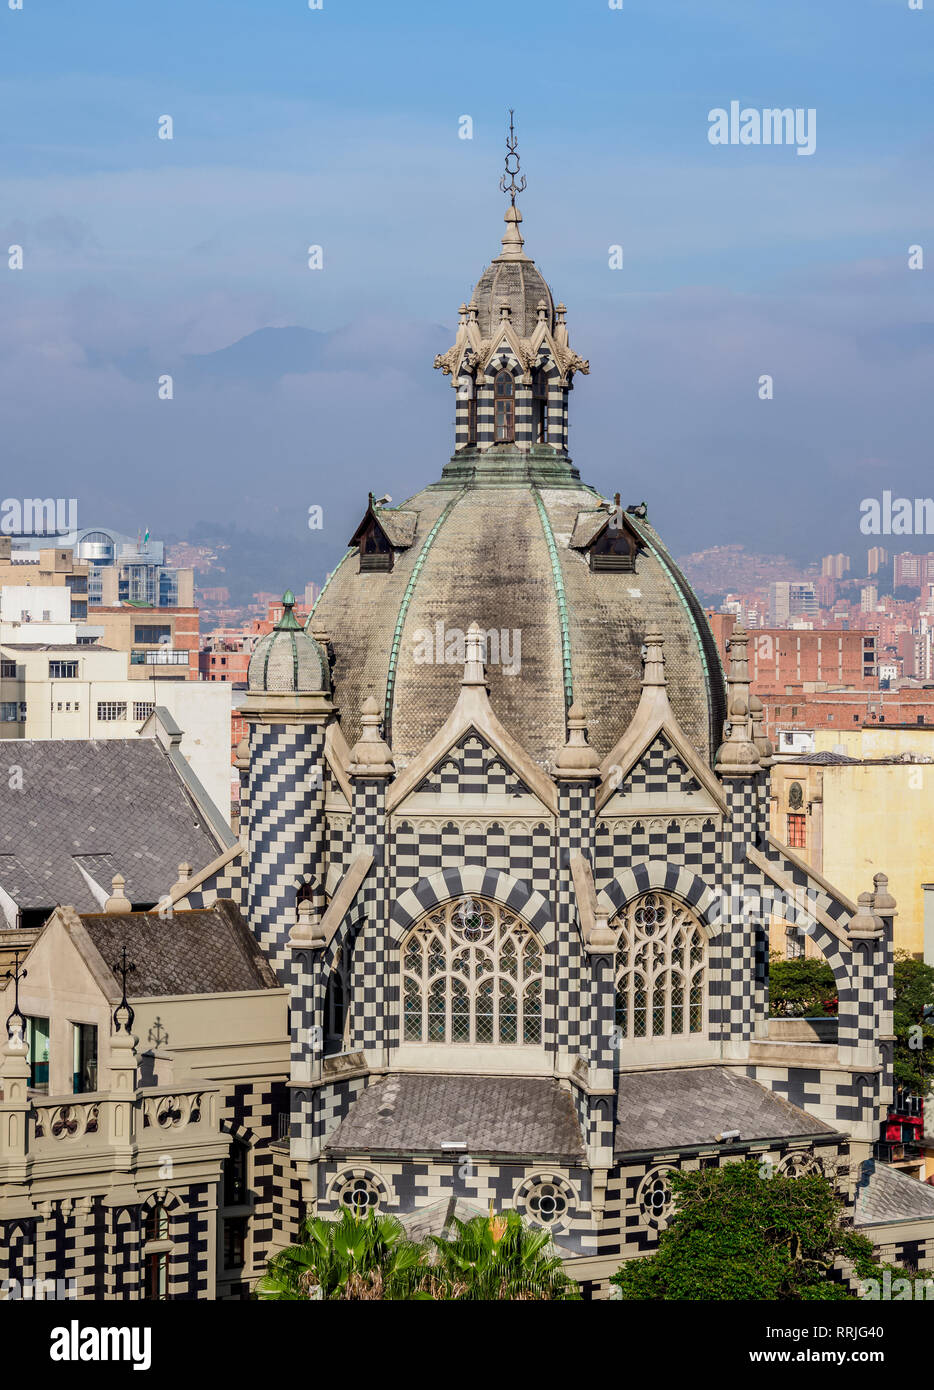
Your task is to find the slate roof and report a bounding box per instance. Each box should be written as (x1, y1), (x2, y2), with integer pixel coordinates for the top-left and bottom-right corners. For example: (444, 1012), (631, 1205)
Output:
(0, 739), (228, 915)
(373, 507), (418, 549)
(78, 900), (279, 997)
(312, 482), (725, 767)
(615, 1067), (836, 1155)
(853, 1159), (934, 1227)
(325, 1074), (585, 1160)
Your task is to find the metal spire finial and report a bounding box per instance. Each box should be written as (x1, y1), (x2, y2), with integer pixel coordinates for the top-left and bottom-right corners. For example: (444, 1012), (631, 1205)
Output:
(112, 944), (137, 1033)
(499, 109), (526, 207)
(2, 950), (27, 1041)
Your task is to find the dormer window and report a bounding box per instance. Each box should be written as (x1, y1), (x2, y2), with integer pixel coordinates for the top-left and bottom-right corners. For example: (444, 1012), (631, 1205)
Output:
(494, 371), (515, 443)
(349, 496), (418, 574)
(357, 519), (393, 572)
(589, 523), (636, 572)
(531, 369), (548, 443)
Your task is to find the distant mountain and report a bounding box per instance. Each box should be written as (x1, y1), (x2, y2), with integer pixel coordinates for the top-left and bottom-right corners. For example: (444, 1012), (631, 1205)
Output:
(182, 326), (331, 384)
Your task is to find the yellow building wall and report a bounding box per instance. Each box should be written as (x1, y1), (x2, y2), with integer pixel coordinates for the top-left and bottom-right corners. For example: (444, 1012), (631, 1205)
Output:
(815, 727), (934, 760)
(821, 763), (932, 957)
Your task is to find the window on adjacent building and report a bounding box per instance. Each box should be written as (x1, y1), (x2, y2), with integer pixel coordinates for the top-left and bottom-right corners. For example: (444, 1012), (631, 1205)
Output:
(493, 371), (515, 443)
(612, 892), (706, 1041)
(785, 928), (806, 960)
(786, 813), (807, 849)
(1, 702), (19, 722)
(49, 660), (78, 679)
(134, 625), (171, 644)
(72, 1022), (98, 1094)
(26, 1016), (50, 1092)
(97, 701), (127, 721)
(0, 660), (16, 679)
(133, 701), (155, 721)
(402, 896), (542, 1045)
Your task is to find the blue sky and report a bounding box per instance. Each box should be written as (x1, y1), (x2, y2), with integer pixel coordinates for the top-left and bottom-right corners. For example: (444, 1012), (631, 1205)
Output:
(2, 0), (933, 580)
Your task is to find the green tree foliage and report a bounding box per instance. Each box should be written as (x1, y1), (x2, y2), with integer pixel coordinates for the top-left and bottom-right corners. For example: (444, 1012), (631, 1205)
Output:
(769, 956), (837, 1017)
(610, 1162), (903, 1301)
(892, 953), (934, 1097)
(254, 1209), (429, 1301)
(255, 1207), (580, 1301)
(424, 1210), (580, 1301)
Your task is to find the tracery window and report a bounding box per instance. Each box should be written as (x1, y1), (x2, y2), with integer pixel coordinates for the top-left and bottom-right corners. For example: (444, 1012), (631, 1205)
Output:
(493, 371), (515, 442)
(402, 896), (543, 1046)
(612, 892), (706, 1041)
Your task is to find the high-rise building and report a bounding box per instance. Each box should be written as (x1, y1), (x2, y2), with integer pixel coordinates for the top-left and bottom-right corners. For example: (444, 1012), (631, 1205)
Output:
(69, 527), (195, 607)
(821, 553), (850, 579)
(867, 546), (889, 576)
(768, 580), (817, 626)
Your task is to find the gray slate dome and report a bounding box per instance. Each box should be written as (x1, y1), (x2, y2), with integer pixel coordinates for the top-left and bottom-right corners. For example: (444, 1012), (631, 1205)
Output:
(311, 463), (725, 769)
(248, 591), (330, 694)
(469, 205), (554, 338)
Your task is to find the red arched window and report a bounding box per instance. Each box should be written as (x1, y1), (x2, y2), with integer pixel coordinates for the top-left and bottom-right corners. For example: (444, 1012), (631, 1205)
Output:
(494, 372), (515, 443)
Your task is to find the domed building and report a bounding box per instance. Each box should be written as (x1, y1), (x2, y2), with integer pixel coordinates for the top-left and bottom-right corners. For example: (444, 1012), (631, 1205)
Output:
(1, 137), (930, 1311)
(190, 139), (920, 1292)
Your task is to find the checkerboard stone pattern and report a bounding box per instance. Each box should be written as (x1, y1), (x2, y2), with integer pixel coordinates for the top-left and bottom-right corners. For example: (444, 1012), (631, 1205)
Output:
(348, 776), (392, 1053)
(247, 722), (327, 981)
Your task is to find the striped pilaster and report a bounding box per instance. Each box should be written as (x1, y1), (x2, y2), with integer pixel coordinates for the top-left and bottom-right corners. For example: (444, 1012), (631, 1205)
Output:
(247, 722), (327, 982)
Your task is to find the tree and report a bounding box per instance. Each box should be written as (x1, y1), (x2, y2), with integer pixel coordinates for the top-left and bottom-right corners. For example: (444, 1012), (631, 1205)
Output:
(893, 953), (934, 1097)
(425, 1210), (580, 1301)
(769, 956), (837, 1017)
(254, 1208), (428, 1301)
(610, 1161), (911, 1301)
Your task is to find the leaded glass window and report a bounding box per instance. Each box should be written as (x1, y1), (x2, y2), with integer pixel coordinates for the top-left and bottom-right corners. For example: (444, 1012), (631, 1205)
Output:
(612, 892), (707, 1041)
(401, 896), (543, 1046)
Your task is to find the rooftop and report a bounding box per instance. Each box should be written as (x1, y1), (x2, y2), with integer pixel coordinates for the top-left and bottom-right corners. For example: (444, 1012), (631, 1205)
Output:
(325, 1074), (585, 1161)
(77, 899), (278, 997)
(614, 1067), (836, 1155)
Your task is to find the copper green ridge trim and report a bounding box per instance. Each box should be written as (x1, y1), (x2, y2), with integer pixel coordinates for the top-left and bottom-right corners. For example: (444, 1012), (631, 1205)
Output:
(626, 514), (719, 743)
(308, 550), (352, 622)
(531, 487), (573, 710)
(384, 490), (467, 735)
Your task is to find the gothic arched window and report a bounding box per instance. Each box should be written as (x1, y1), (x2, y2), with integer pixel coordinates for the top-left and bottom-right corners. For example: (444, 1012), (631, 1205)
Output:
(612, 892), (707, 1041)
(401, 896), (543, 1045)
(493, 372), (515, 443)
(531, 368), (548, 443)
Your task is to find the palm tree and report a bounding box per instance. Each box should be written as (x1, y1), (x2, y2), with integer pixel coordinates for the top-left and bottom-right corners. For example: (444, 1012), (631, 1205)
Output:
(426, 1209), (580, 1301)
(255, 1208), (429, 1301)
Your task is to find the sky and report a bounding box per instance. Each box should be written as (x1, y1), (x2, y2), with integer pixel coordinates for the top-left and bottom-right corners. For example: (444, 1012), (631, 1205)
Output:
(1, 0), (933, 584)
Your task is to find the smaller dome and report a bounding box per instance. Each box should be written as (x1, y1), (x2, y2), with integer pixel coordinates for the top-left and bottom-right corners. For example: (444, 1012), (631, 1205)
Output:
(247, 591), (330, 694)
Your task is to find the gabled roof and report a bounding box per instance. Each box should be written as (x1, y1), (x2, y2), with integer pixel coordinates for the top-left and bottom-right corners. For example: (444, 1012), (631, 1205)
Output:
(568, 507), (643, 552)
(349, 499), (419, 551)
(0, 738), (232, 919)
(76, 899), (278, 997)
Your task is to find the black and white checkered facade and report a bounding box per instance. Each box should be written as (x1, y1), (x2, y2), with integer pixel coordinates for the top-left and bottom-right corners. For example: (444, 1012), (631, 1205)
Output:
(4, 199), (923, 1304)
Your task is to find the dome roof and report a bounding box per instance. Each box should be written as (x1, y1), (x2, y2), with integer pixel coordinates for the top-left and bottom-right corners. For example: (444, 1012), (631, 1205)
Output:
(468, 205), (554, 338)
(248, 591), (330, 694)
(311, 467), (725, 769)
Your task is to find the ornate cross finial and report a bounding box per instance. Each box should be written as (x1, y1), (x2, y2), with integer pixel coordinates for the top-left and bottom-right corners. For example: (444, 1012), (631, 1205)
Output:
(112, 945), (137, 1033)
(2, 949), (27, 1041)
(499, 109), (526, 207)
